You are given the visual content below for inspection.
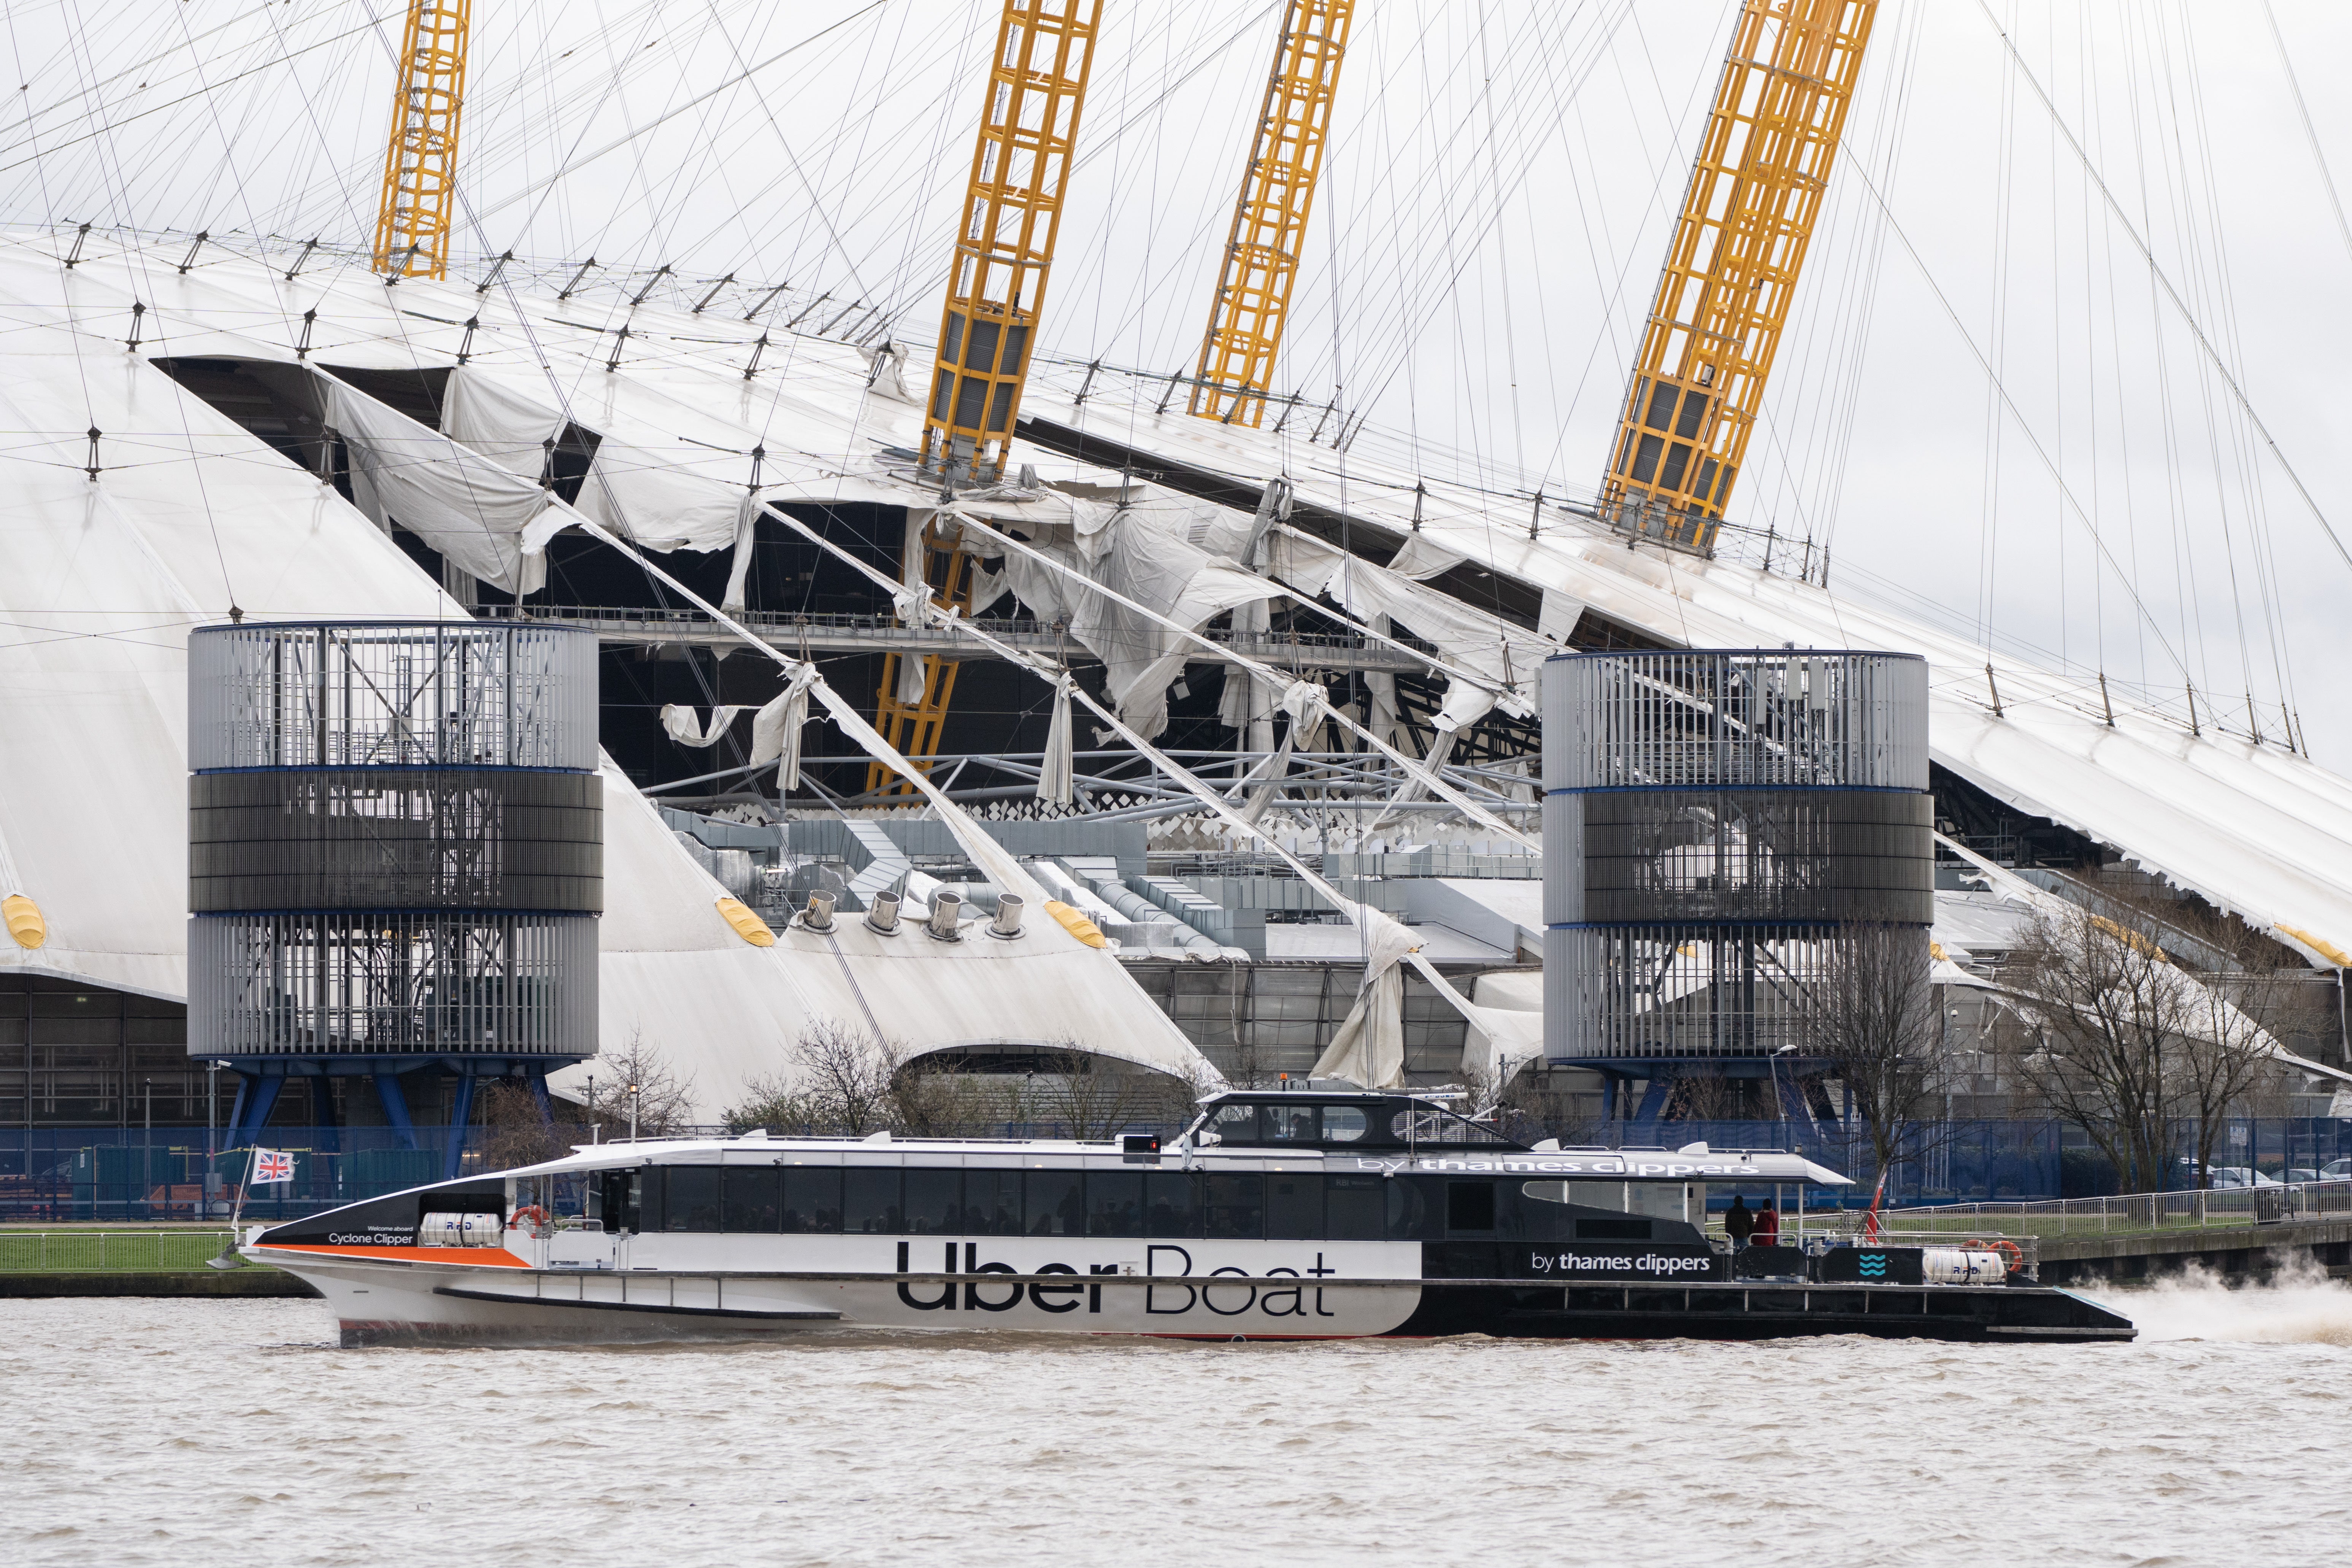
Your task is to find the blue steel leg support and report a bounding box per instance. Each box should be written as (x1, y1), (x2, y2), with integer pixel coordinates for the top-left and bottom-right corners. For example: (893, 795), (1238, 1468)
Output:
(1776, 1070), (1816, 1136)
(224, 1078), (249, 1150)
(230, 1078), (282, 1151)
(528, 1072), (552, 1123)
(375, 1073), (418, 1152)
(1631, 1071), (1673, 1127)
(442, 1074), (476, 1182)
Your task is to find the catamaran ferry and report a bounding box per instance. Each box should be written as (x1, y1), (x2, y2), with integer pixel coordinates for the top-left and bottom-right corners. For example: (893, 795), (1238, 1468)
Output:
(248, 1087), (2135, 1346)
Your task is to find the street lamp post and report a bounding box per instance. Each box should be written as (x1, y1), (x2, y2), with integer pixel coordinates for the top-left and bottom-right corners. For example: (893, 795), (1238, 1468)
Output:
(628, 1082), (640, 1143)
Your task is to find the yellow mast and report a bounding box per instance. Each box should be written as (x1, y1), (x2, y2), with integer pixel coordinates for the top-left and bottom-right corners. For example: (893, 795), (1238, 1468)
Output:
(371, 0), (470, 281)
(1189, 0), (1355, 426)
(1598, 0), (1877, 555)
(917, 0), (1101, 486)
(877, 0), (1102, 792)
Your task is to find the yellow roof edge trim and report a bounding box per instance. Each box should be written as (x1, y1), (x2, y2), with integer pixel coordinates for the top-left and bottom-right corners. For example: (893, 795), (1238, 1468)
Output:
(2277, 924), (2352, 970)
(716, 896), (776, 948)
(1043, 899), (1107, 949)
(2, 892), (44, 951)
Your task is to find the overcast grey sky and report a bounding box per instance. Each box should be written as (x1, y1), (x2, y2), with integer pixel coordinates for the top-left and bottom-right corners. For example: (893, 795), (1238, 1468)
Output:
(7, 0), (2349, 764)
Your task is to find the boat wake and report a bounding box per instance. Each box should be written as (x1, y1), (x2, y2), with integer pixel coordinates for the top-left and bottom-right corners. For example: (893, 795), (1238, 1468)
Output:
(2118, 1257), (2352, 1345)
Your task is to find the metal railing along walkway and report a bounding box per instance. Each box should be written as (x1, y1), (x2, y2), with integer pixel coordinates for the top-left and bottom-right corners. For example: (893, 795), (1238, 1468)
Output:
(0, 1230), (240, 1272)
(1878, 1179), (2352, 1241)
(489, 604), (1422, 673)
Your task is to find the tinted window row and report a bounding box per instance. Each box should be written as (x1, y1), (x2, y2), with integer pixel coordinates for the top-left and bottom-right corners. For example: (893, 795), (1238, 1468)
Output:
(607, 1166), (1661, 1243)
(629, 1165), (1431, 1241)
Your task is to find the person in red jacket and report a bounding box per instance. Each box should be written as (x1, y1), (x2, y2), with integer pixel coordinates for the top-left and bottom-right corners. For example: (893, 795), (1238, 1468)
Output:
(1753, 1198), (1780, 1246)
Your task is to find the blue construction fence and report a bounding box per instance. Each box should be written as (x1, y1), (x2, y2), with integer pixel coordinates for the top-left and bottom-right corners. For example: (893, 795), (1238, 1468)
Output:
(6, 1116), (2350, 1222)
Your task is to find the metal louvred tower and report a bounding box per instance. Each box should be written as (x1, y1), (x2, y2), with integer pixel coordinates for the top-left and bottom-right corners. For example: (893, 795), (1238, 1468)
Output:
(882, 0), (1100, 791)
(1189, 0), (1355, 427)
(371, 0), (470, 281)
(1598, 0), (1877, 555)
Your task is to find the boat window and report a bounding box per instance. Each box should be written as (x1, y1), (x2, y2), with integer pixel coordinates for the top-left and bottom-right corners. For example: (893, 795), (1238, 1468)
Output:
(1208, 1103), (1260, 1146)
(1086, 1171), (1144, 1237)
(1386, 1178), (1441, 1239)
(665, 1167), (724, 1233)
(1204, 1173), (1263, 1240)
(1387, 1103), (1521, 1147)
(1027, 1170), (1084, 1237)
(1145, 1170), (1201, 1238)
(1446, 1180), (1497, 1235)
(1321, 1106), (1370, 1143)
(1325, 1174), (1384, 1240)
(1266, 1172), (1322, 1239)
(843, 1168), (903, 1235)
(598, 1168), (641, 1234)
(782, 1167), (843, 1233)
(904, 1168), (962, 1235)
(724, 1168), (781, 1232)
(968, 1170), (1023, 1236)
(1579, 1217), (1652, 1241)
(1263, 1105), (1318, 1144)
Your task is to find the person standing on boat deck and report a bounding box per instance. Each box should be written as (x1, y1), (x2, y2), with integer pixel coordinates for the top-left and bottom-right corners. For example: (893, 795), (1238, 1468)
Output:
(1754, 1200), (1780, 1247)
(1724, 1195), (1755, 1249)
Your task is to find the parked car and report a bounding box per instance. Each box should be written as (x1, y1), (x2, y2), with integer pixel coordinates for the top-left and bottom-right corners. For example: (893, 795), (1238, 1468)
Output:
(2283, 1168), (2321, 1186)
(2177, 1161), (2280, 1190)
(2321, 1159), (2352, 1181)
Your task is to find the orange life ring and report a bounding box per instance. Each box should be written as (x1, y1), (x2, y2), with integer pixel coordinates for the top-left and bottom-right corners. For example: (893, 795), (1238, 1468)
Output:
(1965, 1237), (2024, 1273)
(510, 1205), (551, 1230)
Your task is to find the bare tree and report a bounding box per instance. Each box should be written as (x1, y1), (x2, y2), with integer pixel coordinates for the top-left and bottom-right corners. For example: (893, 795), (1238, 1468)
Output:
(1796, 922), (1950, 1193)
(581, 1033), (697, 1138)
(475, 1081), (573, 1169)
(1025, 1042), (1204, 1139)
(2001, 901), (2296, 1192)
(782, 1018), (898, 1136)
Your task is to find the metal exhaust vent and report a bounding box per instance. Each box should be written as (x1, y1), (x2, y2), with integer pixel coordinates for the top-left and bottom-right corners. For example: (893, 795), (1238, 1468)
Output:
(926, 888), (963, 942)
(989, 893), (1025, 940)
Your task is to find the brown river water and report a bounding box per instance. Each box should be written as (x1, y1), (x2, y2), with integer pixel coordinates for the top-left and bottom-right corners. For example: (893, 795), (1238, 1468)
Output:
(5, 1272), (2347, 1568)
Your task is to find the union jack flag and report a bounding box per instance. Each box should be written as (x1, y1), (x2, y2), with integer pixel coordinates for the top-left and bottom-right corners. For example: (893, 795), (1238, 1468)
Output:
(250, 1149), (294, 1184)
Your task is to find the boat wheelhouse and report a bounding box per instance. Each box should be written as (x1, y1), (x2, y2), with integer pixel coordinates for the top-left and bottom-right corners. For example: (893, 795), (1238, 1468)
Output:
(248, 1087), (2136, 1345)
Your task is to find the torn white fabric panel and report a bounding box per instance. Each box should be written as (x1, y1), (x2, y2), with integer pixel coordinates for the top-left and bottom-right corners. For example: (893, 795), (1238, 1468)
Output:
(752, 667), (817, 786)
(894, 515), (933, 706)
(722, 496), (760, 613)
(1040, 676), (1074, 805)
(441, 365), (563, 480)
(1316, 546), (1544, 720)
(1310, 905), (1424, 1089)
(662, 704), (749, 748)
(1539, 588), (1585, 645)
(322, 373), (548, 595)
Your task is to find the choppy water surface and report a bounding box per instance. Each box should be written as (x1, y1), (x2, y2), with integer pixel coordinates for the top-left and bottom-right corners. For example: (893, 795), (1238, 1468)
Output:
(6, 1272), (2349, 1567)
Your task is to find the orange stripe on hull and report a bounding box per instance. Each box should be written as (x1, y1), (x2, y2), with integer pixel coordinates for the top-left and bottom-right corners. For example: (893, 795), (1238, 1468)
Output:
(259, 1243), (530, 1268)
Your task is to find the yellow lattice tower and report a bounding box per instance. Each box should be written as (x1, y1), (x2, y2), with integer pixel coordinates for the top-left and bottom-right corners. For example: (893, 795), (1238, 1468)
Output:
(1598, 0), (1877, 555)
(1189, 0), (1355, 426)
(919, 0), (1100, 486)
(883, 0), (1100, 792)
(866, 525), (980, 797)
(371, 0), (470, 281)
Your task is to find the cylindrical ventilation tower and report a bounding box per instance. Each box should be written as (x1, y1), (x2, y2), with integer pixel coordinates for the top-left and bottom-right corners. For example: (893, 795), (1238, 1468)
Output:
(1543, 649), (1931, 1105)
(188, 621), (602, 1157)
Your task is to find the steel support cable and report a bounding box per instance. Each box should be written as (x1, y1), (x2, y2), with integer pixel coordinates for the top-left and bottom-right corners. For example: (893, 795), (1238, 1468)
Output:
(1841, 157), (2192, 686)
(1973, 0), (2352, 579)
(453, 2), (892, 234)
(744, 495), (1535, 851)
(571, 517), (1051, 907)
(886, 509), (1536, 849)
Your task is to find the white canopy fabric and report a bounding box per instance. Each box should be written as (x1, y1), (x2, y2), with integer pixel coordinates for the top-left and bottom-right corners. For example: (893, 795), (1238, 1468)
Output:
(0, 233), (1217, 1119)
(1017, 372), (2352, 973)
